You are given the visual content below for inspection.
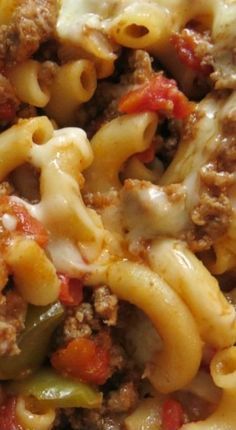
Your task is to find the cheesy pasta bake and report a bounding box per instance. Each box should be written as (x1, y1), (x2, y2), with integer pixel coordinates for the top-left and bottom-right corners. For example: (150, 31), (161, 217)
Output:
(0, 0), (235, 429)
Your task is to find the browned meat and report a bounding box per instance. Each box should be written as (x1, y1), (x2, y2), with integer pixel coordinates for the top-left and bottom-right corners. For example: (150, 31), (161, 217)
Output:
(54, 381), (138, 430)
(107, 382), (139, 413)
(0, 290), (27, 356)
(188, 192), (232, 252)
(191, 192), (232, 234)
(120, 49), (153, 86)
(62, 303), (99, 344)
(0, 73), (19, 116)
(61, 286), (118, 345)
(200, 163), (235, 189)
(61, 408), (123, 430)
(0, 0), (57, 68)
(93, 286), (118, 327)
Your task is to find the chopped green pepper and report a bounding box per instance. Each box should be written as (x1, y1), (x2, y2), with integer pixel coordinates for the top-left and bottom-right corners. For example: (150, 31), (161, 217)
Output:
(0, 302), (64, 380)
(8, 368), (102, 409)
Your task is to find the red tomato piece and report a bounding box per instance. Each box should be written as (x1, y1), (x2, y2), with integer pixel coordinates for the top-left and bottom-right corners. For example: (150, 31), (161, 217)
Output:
(51, 336), (110, 385)
(118, 74), (194, 119)
(58, 274), (83, 307)
(0, 196), (48, 247)
(12, 202), (49, 247)
(0, 397), (22, 430)
(170, 30), (212, 75)
(162, 398), (184, 430)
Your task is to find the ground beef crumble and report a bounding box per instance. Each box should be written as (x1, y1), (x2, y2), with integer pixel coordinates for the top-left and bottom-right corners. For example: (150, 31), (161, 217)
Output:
(61, 286), (118, 345)
(106, 382), (138, 413)
(186, 103), (236, 251)
(53, 380), (139, 430)
(94, 286), (118, 327)
(0, 290), (27, 356)
(52, 296), (142, 430)
(0, 0), (57, 68)
(0, 73), (19, 109)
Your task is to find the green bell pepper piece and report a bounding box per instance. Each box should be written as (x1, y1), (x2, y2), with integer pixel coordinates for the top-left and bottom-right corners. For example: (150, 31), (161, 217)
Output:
(8, 368), (102, 408)
(0, 301), (64, 380)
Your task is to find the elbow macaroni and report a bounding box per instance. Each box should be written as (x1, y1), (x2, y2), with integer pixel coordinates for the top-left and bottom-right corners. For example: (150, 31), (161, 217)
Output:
(46, 60), (97, 126)
(16, 396), (56, 430)
(148, 239), (236, 348)
(106, 260), (202, 393)
(8, 60), (51, 108)
(182, 347), (236, 429)
(84, 112), (158, 193)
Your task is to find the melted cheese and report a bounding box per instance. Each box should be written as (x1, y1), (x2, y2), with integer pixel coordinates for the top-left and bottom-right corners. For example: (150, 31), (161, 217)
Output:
(57, 0), (118, 46)
(2, 214), (17, 231)
(15, 126), (108, 276)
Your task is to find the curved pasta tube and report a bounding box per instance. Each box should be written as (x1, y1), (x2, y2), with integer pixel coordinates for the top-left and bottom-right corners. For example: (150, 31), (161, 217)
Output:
(160, 94), (221, 187)
(6, 239), (60, 306)
(57, 44), (115, 80)
(16, 396), (56, 430)
(182, 347), (236, 429)
(110, 2), (170, 49)
(0, 117), (105, 275)
(8, 60), (50, 107)
(106, 260), (202, 393)
(121, 156), (163, 183)
(84, 113), (158, 193)
(30, 127), (103, 248)
(0, 116), (54, 182)
(92, 56), (115, 79)
(148, 239), (236, 348)
(23, 125), (104, 268)
(45, 60), (97, 126)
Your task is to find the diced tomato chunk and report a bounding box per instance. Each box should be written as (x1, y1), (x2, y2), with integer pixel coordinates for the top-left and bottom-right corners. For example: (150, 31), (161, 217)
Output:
(170, 29), (212, 75)
(58, 274), (83, 306)
(0, 397), (22, 430)
(12, 202), (48, 247)
(162, 398), (184, 430)
(51, 336), (110, 385)
(118, 74), (194, 119)
(0, 196), (48, 247)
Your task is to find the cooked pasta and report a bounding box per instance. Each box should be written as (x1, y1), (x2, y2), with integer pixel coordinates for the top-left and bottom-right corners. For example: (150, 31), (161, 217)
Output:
(107, 260), (202, 393)
(148, 238), (236, 348)
(182, 347), (236, 429)
(0, 0), (235, 429)
(45, 60), (97, 126)
(15, 396), (56, 430)
(8, 60), (51, 108)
